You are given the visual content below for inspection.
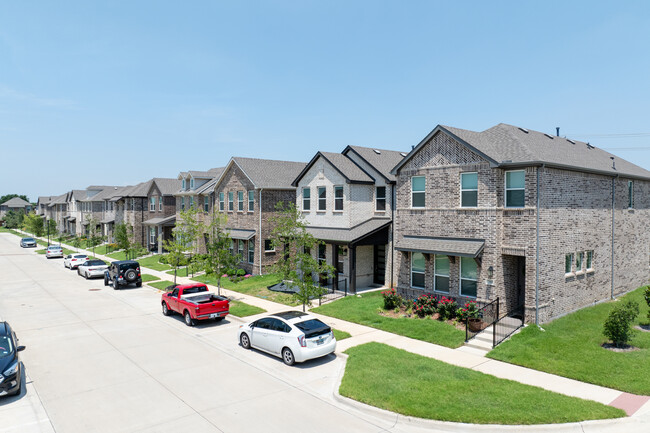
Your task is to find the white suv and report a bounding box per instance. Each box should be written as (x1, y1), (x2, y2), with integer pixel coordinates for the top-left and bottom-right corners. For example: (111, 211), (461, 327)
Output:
(239, 311), (336, 366)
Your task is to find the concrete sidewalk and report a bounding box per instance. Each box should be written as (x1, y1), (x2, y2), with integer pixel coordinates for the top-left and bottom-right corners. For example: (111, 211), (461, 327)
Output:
(17, 232), (650, 419)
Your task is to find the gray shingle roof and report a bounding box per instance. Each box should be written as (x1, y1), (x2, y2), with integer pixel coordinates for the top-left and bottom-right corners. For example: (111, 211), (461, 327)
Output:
(395, 123), (650, 180)
(152, 178), (182, 195)
(344, 146), (407, 182)
(1, 197), (31, 207)
(232, 157), (307, 189)
(293, 152), (374, 186)
(395, 235), (485, 258)
(305, 218), (391, 243)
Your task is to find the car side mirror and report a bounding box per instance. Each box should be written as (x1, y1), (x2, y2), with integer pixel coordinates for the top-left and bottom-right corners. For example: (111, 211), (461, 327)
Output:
(17, 346), (26, 352)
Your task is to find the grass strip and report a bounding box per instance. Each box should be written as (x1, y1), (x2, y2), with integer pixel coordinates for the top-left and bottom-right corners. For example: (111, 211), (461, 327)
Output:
(148, 280), (175, 291)
(138, 255), (172, 271)
(342, 343), (624, 424)
(312, 291), (466, 348)
(140, 274), (160, 282)
(229, 300), (266, 317)
(332, 329), (351, 341)
(191, 273), (298, 306)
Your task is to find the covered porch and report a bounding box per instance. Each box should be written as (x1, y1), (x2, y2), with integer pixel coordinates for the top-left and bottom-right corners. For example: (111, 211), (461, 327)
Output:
(143, 215), (176, 253)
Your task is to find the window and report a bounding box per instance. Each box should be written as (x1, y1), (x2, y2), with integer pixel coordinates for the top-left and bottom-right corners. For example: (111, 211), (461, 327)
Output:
(318, 244), (326, 266)
(189, 196), (194, 208)
(411, 176), (425, 208)
(264, 239), (275, 252)
(628, 180), (634, 209)
(337, 246), (345, 273)
(411, 252), (425, 288)
(565, 253), (574, 274)
(237, 191), (244, 211)
(334, 186), (344, 211)
(302, 188), (311, 211)
(248, 190), (254, 212)
(159, 196), (163, 211)
(434, 255), (450, 293)
(576, 251), (584, 272)
(182, 179), (186, 189)
(190, 178), (194, 189)
(586, 250), (593, 270)
(248, 240), (255, 263)
(505, 170), (525, 208)
(149, 227), (156, 244)
(150, 197), (156, 211)
(238, 240), (244, 259)
(131, 198), (135, 211)
(375, 186), (386, 211)
(219, 192), (225, 211)
(228, 192), (234, 211)
(460, 257), (478, 297)
(229, 240), (234, 256)
(318, 186), (326, 211)
(181, 197), (185, 211)
(204, 196), (209, 212)
(460, 172), (478, 207)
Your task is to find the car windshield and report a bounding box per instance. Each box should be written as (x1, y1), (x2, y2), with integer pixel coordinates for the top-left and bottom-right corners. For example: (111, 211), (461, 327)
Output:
(294, 319), (331, 338)
(119, 263), (138, 270)
(49, 246), (61, 250)
(74, 255), (87, 258)
(24, 238), (34, 242)
(182, 286), (208, 295)
(86, 260), (105, 266)
(0, 335), (13, 358)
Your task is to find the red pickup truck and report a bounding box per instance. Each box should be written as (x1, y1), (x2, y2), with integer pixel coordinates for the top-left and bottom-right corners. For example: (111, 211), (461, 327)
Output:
(161, 284), (229, 326)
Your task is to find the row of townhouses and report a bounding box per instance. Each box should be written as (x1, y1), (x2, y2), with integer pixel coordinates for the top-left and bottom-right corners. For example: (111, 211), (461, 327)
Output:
(35, 123), (650, 324)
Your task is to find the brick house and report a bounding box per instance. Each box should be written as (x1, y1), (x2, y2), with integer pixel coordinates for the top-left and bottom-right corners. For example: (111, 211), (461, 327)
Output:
(391, 123), (650, 324)
(213, 157), (307, 275)
(112, 181), (151, 246)
(0, 197), (32, 222)
(141, 178), (182, 253)
(293, 146), (406, 293)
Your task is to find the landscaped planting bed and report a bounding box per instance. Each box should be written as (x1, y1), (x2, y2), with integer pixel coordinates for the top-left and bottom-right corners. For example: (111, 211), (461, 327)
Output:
(488, 286), (650, 395)
(341, 343), (624, 424)
(191, 273), (298, 306)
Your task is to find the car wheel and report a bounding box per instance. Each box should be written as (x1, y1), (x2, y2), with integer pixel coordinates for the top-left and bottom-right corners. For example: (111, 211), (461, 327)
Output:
(240, 333), (251, 349)
(282, 347), (295, 366)
(136, 282), (142, 287)
(162, 302), (171, 316)
(84, 271), (89, 279)
(104, 277), (109, 286)
(184, 311), (195, 327)
(113, 279), (119, 290)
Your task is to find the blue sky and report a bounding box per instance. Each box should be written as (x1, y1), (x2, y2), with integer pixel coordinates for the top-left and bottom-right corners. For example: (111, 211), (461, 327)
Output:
(1, 1), (650, 201)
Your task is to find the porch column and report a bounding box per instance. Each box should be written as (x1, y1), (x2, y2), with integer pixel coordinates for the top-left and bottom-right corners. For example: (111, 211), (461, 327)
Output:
(349, 245), (356, 294)
(158, 224), (163, 254)
(332, 244), (339, 291)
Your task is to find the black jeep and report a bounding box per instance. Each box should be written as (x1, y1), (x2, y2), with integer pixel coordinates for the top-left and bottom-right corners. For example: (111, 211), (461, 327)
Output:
(104, 260), (142, 289)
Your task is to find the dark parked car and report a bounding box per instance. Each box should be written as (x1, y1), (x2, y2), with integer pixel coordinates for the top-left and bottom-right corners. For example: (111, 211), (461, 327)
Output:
(0, 321), (25, 397)
(104, 260), (142, 289)
(20, 237), (37, 248)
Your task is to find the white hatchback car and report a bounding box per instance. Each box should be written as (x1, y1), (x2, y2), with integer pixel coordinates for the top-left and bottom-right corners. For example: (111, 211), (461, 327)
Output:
(45, 245), (64, 259)
(77, 259), (109, 279)
(239, 311), (336, 366)
(64, 254), (88, 269)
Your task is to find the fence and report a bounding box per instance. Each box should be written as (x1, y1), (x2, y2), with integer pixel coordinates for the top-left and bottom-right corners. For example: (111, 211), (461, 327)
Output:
(318, 277), (348, 305)
(465, 297), (499, 342)
(493, 304), (525, 347)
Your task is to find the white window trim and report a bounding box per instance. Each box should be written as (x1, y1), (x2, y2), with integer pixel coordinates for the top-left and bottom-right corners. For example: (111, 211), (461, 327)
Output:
(460, 172), (478, 208)
(459, 257), (478, 298)
(182, 179), (186, 190)
(190, 178), (194, 189)
(302, 187), (311, 211)
(565, 252), (575, 276)
(204, 196), (209, 212)
(433, 255), (450, 293)
(411, 176), (425, 209)
(586, 250), (594, 272)
(219, 192), (225, 211)
(410, 252), (425, 289)
(238, 240), (244, 259)
(150, 197), (156, 211)
(264, 239), (275, 252)
(375, 186), (387, 212)
(248, 190), (254, 212)
(317, 186), (326, 211)
(334, 185), (344, 212)
(238, 191), (244, 212)
(576, 251), (585, 275)
(228, 192), (234, 212)
(248, 241), (255, 263)
(505, 170), (525, 208)
(159, 196), (163, 211)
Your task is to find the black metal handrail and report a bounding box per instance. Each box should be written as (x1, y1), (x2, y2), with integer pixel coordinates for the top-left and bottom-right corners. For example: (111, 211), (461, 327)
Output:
(465, 297), (499, 342)
(492, 305), (525, 347)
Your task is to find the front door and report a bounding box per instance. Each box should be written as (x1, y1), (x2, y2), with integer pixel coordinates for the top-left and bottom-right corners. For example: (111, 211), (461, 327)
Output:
(373, 244), (386, 285)
(516, 256), (525, 308)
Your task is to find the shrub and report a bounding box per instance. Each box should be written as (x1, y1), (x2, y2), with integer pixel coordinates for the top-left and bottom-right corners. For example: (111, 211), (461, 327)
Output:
(603, 300), (640, 348)
(437, 297), (458, 320)
(227, 268), (247, 283)
(457, 301), (480, 321)
(412, 295), (437, 318)
(645, 286), (650, 321)
(382, 288), (402, 310)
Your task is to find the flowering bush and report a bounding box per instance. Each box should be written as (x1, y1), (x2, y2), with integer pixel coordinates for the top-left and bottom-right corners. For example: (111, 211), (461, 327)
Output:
(437, 296), (458, 320)
(457, 301), (480, 321)
(382, 288), (402, 310)
(413, 294), (437, 318)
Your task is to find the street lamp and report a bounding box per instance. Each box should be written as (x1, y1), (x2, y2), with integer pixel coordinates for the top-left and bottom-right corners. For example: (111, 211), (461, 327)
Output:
(47, 218), (50, 246)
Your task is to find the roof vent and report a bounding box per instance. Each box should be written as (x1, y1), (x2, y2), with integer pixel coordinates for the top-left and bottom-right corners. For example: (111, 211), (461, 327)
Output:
(400, 152), (407, 157)
(586, 142), (594, 149)
(518, 127), (529, 133)
(610, 156), (616, 170)
(544, 133), (554, 139)
(373, 149), (381, 154)
(567, 139), (576, 144)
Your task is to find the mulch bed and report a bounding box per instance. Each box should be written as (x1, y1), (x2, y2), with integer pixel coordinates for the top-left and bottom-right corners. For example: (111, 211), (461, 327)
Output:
(601, 343), (640, 352)
(378, 306), (466, 331)
(635, 324), (650, 332)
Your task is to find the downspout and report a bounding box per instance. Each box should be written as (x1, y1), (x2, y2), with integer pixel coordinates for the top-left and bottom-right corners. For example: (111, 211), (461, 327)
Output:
(259, 189), (263, 275)
(611, 177), (616, 299)
(391, 183), (395, 288)
(535, 164), (543, 326)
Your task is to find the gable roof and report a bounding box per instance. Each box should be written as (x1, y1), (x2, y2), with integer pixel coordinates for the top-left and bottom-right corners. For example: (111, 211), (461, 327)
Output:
(218, 157), (306, 190)
(292, 151), (374, 186)
(151, 178), (182, 196)
(343, 145), (407, 183)
(1, 197), (31, 207)
(393, 123), (650, 180)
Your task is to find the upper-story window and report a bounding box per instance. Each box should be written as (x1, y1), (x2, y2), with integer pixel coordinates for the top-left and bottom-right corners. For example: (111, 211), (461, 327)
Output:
(131, 198), (135, 211)
(150, 197), (156, 211)
(628, 180), (634, 209)
(505, 170), (525, 208)
(375, 186), (386, 212)
(248, 190), (254, 212)
(318, 186), (326, 211)
(460, 257), (478, 298)
(238, 191), (244, 212)
(190, 178), (195, 189)
(159, 197), (163, 211)
(411, 252), (425, 288)
(204, 196), (209, 212)
(302, 188), (311, 211)
(228, 192), (234, 211)
(334, 186), (344, 211)
(181, 197), (185, 210)
(182, 179), (186, 190)
(460, 172), (478, 207)
(219, 192), (224, 211)
(411, 176), (425, 208)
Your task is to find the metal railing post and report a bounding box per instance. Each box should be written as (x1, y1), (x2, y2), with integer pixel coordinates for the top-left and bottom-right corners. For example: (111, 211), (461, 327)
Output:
(493, 298), (499, 348)
(465, 316), (469, 342)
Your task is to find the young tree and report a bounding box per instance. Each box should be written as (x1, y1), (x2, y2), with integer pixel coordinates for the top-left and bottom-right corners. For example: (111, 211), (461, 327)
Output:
(115, 223), (136, 259)
(23, 212), (44, 237)
(4, 210), (24, 229)
(163, 234), (188, 285)
(196, 210), (240, 295)
(270, 202), (335, 311)
(162, 209), (201, 284)
(46, 219), (58, 240)
(85, 214), (103, 257)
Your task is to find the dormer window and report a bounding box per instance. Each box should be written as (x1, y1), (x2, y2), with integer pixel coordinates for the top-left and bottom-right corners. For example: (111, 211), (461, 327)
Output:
(190, 178), (195, 189)
(182, 179), (186, 189)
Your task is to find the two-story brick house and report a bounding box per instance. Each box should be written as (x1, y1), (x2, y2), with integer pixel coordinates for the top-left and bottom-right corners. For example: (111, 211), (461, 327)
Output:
(391, 123), (650, 324)
(293, 146), (406, 293)
(213, 157), (307, 275)
(141, 178), (182, 253)
(0, 197), (32, 222)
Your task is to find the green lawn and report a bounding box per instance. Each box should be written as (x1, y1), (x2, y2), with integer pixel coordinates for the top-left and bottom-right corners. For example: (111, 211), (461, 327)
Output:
(106, 250), (145, 261)
(167, 267), (190, 277)
(341, 343), (623, 424)
(92, 244), (119, 256)
(488, 286), (650, 395)
(140, 274), (160, 282)
(148, 280), (176, 291)
(138, 255), (172, 271)
(332, 329), (351, 341)
(311, 291), (466, 348)
(35, 249), (46, 254)
(191, 273), (298, 306)
(229, 300), (266, 317)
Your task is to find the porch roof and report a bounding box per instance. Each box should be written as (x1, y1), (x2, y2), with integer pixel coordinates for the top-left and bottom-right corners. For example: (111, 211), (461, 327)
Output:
(143, 215), (176, 226)
(395, 236), (485, 258)
(228, 228), (256, 240)
(306, 218), (391, 244)
(100, 217), (115, 224)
